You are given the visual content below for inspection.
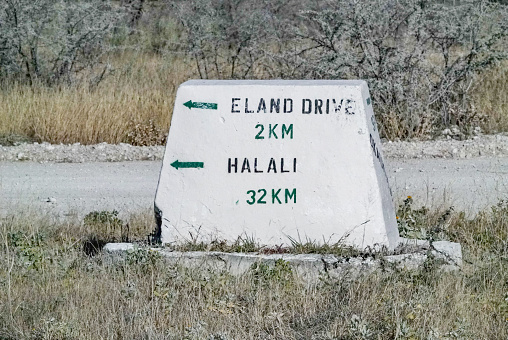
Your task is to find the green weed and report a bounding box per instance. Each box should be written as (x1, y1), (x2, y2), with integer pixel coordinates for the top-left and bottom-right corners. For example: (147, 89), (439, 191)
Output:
(397, 196), (454, 241)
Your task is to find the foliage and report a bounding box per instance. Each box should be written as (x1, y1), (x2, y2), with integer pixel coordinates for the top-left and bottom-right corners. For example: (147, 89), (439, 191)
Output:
(83, 210), (127, 255)
(165, 0), (508, 138)
(126, 119), (167, 146)
(250, 258), (294, 287)
(173, 234), (259, 253)
(7, 230), (48, 271)
(125, 247), (163, 271)
(286, 234), (365, 257)
(284, 0), (508, 139)
(0, 0), (124, 86)
(0, 133), (36, 146)
(83, 210), (123, 232)
(169, 0), (291, 79)
(396, 196), (454, 241)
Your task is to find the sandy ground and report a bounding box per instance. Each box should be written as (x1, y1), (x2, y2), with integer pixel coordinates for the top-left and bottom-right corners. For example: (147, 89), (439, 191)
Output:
(2, 157), (508, 218)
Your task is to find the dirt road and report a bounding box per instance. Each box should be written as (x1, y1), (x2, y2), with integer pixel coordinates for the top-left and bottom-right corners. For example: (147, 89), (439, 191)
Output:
(2, 157), (508, 218)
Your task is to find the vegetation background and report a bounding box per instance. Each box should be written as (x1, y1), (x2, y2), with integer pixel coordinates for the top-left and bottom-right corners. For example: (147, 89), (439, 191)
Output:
(0, 0), (507, 145)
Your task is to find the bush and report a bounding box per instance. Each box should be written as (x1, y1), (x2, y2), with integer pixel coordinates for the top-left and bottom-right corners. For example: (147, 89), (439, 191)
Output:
(126, 119), (167, 146)
(0, 0), (124, 86)
(168, 0), (508, 139)
(282, 0), (508, 139)
(83, 210), (125, 241)
(170, 0), (291, 79)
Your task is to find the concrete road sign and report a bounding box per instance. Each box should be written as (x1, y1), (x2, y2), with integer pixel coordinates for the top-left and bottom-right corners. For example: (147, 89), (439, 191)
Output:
(155, 80), (399, 249)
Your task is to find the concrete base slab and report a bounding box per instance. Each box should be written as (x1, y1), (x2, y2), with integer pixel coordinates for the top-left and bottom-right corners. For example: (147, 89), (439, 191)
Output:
(104, 239), (462, 282)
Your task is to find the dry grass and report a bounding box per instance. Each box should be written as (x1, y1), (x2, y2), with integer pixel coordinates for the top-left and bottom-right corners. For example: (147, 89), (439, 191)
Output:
(0, 53), (507, 145)
(472, 60), (508, 134)
(1, 203), (507, 339)
(0, 53), (194, 146)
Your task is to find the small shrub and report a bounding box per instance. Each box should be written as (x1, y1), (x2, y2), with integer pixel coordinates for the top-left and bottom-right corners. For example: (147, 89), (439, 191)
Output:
(0, 133), (37, 146)
(125, 247), (162, 270)
(250, 259), (293, 287)
(126, 119), (167, 146)
(396, 196), (454, 241)
(82, 210), (126, 255)
(83, 210), (124, 239)
(7, 230), (48, 271)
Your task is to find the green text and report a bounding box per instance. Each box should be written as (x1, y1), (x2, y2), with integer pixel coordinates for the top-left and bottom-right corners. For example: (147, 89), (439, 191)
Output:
(246, 188), (297, 205)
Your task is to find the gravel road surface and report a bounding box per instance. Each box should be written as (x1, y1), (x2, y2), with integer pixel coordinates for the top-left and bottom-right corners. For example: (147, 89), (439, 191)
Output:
(1, 161), (159, 218)
(2, 135), (508, 218)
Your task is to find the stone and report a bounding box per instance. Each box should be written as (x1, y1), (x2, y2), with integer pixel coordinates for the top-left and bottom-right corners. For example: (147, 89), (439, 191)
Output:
(103, 243), (135, 252)
(398, 238), (462, 267)
(155, 80), (399, 249)
(103, 242), (462, 283)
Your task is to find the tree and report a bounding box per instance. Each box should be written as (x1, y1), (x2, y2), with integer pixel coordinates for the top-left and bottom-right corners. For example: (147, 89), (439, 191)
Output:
(170, 0), (291, 79)
(284, 0), (508, 138)
(0, 0), (124, 86)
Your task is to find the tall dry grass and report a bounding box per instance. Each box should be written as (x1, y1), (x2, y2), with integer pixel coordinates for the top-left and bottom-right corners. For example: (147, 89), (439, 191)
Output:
(0, 52), (507, 145)
(0, 203), (507, 339)
(472, 60), (508, 134)
(0, 53), (193, 145)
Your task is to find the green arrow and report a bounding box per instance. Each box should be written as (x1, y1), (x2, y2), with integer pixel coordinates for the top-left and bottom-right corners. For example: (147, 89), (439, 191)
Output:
(171, 160), (204, 170)
(183, 100), (217, 110)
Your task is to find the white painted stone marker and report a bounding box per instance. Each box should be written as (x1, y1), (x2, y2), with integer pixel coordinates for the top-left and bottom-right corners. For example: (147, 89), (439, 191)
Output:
(155, 80), (399, 249)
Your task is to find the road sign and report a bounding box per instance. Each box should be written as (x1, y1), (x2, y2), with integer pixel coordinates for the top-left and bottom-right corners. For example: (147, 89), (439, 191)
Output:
(155, 80), (399, 249)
